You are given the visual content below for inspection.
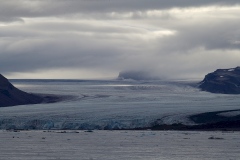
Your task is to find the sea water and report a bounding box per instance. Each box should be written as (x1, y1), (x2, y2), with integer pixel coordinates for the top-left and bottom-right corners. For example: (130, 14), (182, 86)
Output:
(0, 79), (240, 130)
(1, 130), (240, 160)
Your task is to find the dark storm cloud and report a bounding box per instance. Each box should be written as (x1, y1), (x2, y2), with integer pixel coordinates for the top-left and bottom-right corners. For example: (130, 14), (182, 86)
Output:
(1, 0), (240, 21)
(1, 0), (240, 79)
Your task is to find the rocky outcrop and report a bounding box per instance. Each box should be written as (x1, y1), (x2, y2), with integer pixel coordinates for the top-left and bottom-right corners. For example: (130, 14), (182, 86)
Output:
(117, 71), (160, 80)
(0, 74), (43, 107)
(199, 67), (240, 94)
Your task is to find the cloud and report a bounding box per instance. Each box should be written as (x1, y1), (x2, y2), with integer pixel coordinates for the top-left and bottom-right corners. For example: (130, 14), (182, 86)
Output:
(1, 1), (240, 79)
(1, 1), (240, 21)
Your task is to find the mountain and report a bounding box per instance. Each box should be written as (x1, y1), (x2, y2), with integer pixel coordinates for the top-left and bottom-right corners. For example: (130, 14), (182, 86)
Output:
(0, 74), (43, 107)
(199, 67), (240, 94)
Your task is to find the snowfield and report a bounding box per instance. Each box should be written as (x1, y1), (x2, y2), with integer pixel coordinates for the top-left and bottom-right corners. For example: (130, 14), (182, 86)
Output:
(0, 130), (240, 160)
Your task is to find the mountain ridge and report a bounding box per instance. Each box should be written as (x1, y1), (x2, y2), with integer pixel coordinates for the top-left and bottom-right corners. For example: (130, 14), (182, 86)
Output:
(199, 67), (240, 94)
(0, 74), (43, 107)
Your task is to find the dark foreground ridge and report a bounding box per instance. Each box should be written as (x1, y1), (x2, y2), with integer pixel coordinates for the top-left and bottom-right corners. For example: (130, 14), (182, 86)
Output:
(0, 74), (64, 107)
(199, 66), (240, 94)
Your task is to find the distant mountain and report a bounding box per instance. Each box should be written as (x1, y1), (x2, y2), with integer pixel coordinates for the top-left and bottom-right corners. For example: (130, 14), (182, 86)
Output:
(199, 67), (240, 94)
(0, 74), (43, 107)
(117, 71), (160, 80)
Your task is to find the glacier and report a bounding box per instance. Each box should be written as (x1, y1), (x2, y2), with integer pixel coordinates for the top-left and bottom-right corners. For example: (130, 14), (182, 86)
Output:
(1, 79), (240, 130)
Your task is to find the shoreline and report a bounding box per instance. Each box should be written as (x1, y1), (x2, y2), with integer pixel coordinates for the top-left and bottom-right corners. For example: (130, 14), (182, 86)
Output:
(3, 120), (240, 132)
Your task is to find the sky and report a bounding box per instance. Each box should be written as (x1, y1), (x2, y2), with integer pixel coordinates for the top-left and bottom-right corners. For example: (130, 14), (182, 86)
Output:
(1, 0), (240, 79)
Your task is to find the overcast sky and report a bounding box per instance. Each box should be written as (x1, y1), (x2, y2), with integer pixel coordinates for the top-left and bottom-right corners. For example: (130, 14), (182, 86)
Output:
(1, 0), (240, 79)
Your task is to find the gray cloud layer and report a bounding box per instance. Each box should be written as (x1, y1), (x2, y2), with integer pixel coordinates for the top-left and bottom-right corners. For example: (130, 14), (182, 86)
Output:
(1, 0), (240, 79)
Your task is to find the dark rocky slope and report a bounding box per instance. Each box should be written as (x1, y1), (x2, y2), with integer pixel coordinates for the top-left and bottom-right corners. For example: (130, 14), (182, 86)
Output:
(199, 67), (240, 94)
(0, 74), (43, 107)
